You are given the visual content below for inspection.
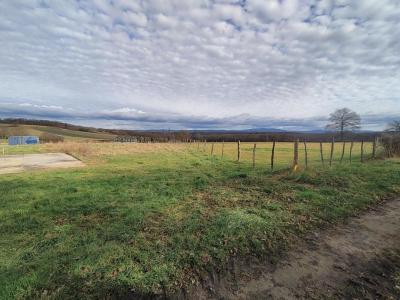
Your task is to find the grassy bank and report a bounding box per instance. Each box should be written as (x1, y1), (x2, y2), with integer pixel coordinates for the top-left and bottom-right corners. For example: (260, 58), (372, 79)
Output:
(0, 145), (399, 298)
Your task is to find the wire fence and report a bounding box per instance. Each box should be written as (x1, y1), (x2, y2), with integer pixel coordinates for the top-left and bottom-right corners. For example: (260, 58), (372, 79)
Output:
(1, 138), (381, 171)
(190, 139), (379, 171)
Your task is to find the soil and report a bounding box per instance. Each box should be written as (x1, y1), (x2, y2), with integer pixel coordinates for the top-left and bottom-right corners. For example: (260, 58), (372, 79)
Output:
(0, 153), (85, 174)
(189, 198), (400, 299)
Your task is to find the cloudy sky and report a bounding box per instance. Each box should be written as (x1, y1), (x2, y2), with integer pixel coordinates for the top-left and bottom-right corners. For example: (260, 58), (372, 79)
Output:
(0, 0), (399, 130)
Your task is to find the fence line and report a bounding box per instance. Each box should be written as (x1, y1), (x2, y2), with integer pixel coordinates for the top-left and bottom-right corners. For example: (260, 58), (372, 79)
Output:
(189, 140), (378, 171)
(304, 141), (308, 168)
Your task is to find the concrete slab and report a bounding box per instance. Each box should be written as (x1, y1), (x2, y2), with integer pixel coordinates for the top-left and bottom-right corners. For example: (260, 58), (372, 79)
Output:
(0, 153), (85, 175)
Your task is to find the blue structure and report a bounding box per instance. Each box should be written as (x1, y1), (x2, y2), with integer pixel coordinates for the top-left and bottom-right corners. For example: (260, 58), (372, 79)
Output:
(8, 136), (40, 145)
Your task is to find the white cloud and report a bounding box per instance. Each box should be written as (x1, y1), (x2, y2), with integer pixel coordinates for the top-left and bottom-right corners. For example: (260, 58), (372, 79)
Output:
(109, 107), (146, 114)
(122, 11), (148, 27)
(0, 0), (399, 130)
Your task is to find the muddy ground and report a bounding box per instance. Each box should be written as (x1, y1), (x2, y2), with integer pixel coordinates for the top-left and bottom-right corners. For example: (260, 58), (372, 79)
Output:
(189, 198), (400, 299)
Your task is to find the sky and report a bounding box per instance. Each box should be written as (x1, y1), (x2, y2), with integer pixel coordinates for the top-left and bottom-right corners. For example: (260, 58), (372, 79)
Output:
(0, 0), (399, 131)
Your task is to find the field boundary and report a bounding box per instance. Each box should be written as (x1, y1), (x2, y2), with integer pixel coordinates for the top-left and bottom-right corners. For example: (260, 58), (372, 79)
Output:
(190, 138), (380, 171)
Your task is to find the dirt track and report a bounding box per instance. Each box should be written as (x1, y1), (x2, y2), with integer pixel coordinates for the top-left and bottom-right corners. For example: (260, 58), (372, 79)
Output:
(194, 199), (400, 299)
(0, 153), (85, 174)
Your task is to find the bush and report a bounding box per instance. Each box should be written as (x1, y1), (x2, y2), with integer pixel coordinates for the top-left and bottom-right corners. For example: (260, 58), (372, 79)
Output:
(381, 134), (400, 157)
(45, 142), (91, 158)
(40, 132), (64, 143)
(0, 128), (6, 139)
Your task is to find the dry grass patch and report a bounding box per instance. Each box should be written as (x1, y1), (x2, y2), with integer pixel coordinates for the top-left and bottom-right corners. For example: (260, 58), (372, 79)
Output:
(44, 142), (188, 161)
(45, 142), (93, 159)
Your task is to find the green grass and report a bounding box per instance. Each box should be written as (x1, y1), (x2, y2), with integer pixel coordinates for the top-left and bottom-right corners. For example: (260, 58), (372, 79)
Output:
(197, 141), (375, 169)
(1, 141), (374, 170)
(0, 148), (399, 299)
(0, 144), (45, 155)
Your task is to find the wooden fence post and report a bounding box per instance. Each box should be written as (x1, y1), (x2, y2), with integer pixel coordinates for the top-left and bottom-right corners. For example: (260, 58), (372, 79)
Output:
(197, 141), (200, 151)
(293, 140), (299, 171)
(329, 138), (335, 167)
(304, 141), (308, 169)
(271, 140), (276, 171)
(349, 141), (354, 163)
(203, 140), (207, 152)
(211, 143), (214, 156)
(372, 137), (377, 159)
(320, 142), (324, 166)
(237, 140), (241, 162)
(303, 141), (308, 168)
(361, 140), (364, 163)
(340, 142), (346, 164)
(252, 143), (256, 168)
(221, 141), (224, 158)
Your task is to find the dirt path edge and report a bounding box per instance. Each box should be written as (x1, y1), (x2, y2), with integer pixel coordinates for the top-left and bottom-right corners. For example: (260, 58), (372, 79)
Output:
(182, 198), (400, 299)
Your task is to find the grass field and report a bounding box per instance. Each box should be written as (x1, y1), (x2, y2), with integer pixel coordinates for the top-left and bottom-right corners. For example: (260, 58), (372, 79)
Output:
(198, 141), (375, 169)
(0, 142), (399, 298)
(1, 141), (375, 169)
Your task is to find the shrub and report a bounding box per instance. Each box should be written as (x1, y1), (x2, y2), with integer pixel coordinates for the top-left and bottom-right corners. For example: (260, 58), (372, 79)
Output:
(381, 134), (400, 157)
(45, 142), (91, 158)
(40, 132), (64, 143)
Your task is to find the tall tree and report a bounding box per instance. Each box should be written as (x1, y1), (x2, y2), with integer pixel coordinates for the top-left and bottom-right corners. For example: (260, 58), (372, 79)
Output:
(326, 108), (361, 141)
(174, 130), (191, 142)
(386, 120), (400, 133)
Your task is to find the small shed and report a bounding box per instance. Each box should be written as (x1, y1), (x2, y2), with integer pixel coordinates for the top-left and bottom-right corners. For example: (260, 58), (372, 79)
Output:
(8, 136), (40, 145)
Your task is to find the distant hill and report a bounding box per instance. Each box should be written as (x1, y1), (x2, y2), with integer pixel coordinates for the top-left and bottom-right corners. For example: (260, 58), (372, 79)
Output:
(0, 119), (116, 141)
(242, 128), (287, 133)
(0, 118), (381, 143)
(188, 128), (287, 134)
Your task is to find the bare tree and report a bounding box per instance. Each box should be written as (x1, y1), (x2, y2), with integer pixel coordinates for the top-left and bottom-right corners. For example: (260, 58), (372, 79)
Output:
(174, 130), (191, 142)
(326, 108), (361, 141)
(386, 120), (400, 133)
